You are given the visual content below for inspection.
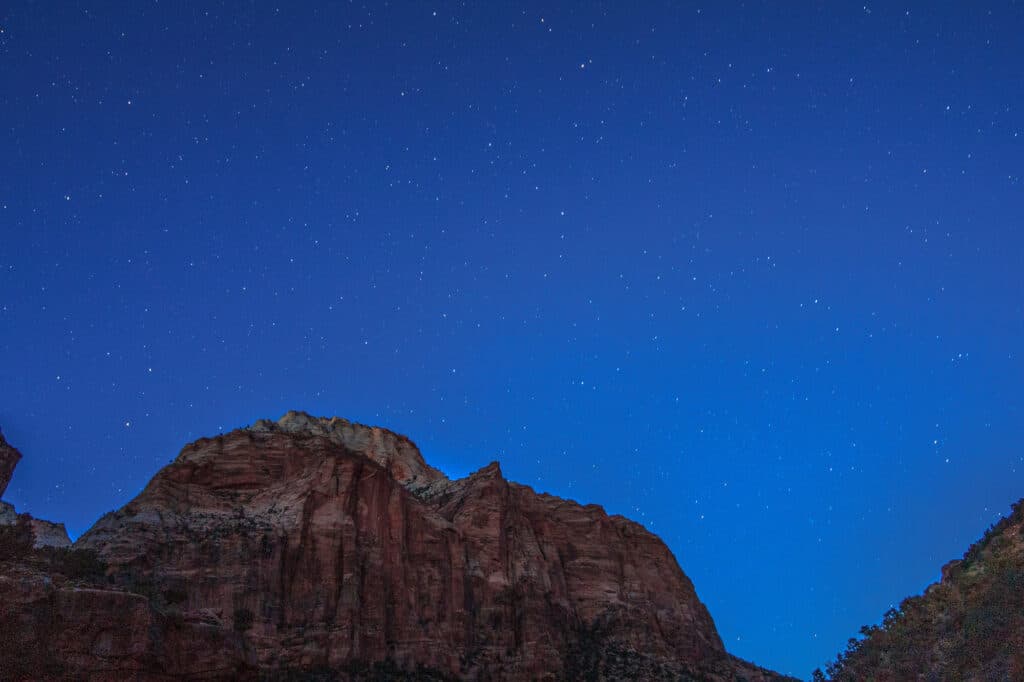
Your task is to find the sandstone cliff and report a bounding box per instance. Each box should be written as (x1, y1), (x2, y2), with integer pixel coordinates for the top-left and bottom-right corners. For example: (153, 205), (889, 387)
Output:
(819, 499), (1024, 681)
(2, 413), (794, 680)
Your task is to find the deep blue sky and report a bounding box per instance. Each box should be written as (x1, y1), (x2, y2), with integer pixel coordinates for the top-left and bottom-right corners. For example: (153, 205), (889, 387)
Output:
(1, 2), (1022, 677)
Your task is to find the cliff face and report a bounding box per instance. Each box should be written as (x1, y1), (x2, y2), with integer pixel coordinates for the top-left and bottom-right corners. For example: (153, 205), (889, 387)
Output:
(70, 411), (789, 681)
(0, 562), (256, 681)
(0, 430), (22, 498)
(821, 500), (1024, 681)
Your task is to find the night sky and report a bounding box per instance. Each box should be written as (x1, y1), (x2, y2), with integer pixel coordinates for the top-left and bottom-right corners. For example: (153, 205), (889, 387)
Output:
(2, 2), (1023, 677)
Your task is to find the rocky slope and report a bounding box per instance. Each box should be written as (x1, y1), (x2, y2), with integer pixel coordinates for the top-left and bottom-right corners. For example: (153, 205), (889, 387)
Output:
(819, 499), (1024, 681)
(1, 413), (794, 680)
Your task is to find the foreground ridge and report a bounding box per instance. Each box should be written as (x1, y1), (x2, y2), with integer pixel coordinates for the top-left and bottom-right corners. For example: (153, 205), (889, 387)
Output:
(2, 414), (795, 681)
(819, 499), (1024, 681)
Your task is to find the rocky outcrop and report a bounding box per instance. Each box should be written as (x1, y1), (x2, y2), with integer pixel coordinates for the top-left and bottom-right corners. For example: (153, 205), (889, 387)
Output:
(0, 432), (71, 548)
(0, 429), (21, 498)
(27, 516), (73, 548)
(0, 501), (72, 549)
(820, 499), (1024, 681)
(72, 411), (792, 681)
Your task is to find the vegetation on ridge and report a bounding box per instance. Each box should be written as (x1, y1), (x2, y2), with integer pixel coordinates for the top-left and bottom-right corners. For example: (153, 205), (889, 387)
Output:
(815, 499), (1024, 681)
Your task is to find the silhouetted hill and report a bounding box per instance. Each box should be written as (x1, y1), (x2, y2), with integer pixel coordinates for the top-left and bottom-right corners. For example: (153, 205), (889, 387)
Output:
(818, 500), (1024, 681)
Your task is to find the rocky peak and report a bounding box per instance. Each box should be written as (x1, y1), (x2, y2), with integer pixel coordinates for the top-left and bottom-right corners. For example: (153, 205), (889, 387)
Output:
(247, 410), (447, 490)
(471, 460), (503, 479)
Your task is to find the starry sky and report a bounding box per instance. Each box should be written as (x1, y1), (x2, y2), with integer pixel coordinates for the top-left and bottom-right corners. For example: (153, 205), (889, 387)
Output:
(1, 2), (1022, 677)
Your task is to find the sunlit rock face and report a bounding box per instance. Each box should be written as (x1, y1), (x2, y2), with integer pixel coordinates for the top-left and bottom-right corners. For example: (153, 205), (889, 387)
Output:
(74, 412), (792, 680)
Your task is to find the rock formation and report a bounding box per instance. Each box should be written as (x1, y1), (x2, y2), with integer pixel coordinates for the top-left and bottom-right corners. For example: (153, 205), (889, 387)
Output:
(0, 501), (72, 549)
(3, 413), (795, 680)
(819, 499), (1024, 681)
(0, 431), (71, 549)
(0, 429), (21, 498)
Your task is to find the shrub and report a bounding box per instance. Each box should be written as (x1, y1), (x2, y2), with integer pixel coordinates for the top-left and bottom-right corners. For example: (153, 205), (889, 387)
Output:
(44, 547), (108, 582)
(163, 587), (188, 605)
(233, 607), (254, 632)
(0, 517), (34, 560)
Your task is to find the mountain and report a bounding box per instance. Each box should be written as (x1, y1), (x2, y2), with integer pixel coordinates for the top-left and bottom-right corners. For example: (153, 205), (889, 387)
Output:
(0, 412), (794, 681)
(818, 499), (1024, 681)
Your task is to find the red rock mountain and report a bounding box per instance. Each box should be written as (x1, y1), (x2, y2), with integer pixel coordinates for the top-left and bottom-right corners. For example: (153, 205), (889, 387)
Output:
(3, 413), (794, 680)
